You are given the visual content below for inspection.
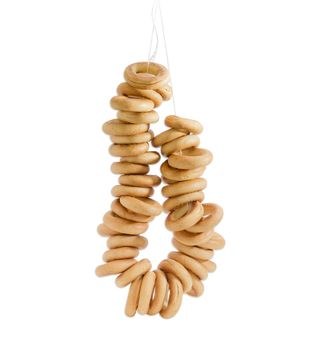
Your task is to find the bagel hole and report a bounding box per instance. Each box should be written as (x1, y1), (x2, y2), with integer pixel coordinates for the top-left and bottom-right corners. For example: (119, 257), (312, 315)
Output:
(137, 162), (173, 268)
(136, 72), (156, 79)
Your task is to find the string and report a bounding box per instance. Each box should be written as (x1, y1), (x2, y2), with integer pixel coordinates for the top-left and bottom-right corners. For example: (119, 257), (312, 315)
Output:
(147, 0), (177, 115)
(147, 0), (159, 69)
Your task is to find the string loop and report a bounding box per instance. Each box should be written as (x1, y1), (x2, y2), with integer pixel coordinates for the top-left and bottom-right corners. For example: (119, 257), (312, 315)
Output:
(147, 0), (177, 115)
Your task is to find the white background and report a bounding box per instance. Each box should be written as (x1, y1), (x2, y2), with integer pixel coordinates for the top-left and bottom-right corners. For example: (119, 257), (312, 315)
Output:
(0, 0), (312, 349)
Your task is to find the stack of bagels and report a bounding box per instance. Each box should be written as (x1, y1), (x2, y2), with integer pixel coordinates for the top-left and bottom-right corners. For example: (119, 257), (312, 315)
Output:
(96, 62), (224, 318)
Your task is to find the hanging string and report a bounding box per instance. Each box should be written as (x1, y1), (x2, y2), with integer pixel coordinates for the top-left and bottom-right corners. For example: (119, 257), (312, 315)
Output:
(147, 0), (177, 115)
(147, 0), (159, 67)
(158, 0), (177, 115)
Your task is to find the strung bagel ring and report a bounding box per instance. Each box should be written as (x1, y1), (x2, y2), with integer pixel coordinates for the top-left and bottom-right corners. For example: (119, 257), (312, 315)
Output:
(107, 234), (148, 250)
(96, 62), (225, 318)
(103, 247), (139, 262)
(120, 151), (160, 165)
(163, 191), (205, 212)
(110, 132), (153, 144)
(117, 110), (159, 124)
(202, 259), (217, 273)
(125, 276), (143, 317)
(152, 129), (187, 147)
(109, 142), (149, 157)
(118, 174), (161, 187)
(137, 271), (156, 314)
(172, 238), (214, 261)
(115, 259), (152, 288)
(95, 259), (136, 277)
(161, 134), (200, 156)
(187, 271), (204, 297)
(168, 148), (213, 170)
(162, 178), (207, 197)
(111, 199), (153, 223)
(110, 95), (154, 112)
(120, 196), (162, 216)
(97, 223), (119, 236)
(102, 119), (149, 136)
(124, 62), (170, 89)
(165, 115), (203, 134)
(186, 203), (224, 233)
(103, 211), (148, 235)
(173, 229), (215, 246)
(168, 251), (209, 280)
(111, 184), (154, 198)
(158, 258), (192, 292)
(165, 201), (204, 231)
(148, 269), (168, 315)
(159, 273), (183, 319)
(198, 232), (226, 250)
(111, 162), (149, 175)
(155, 85), (172, 101)
(117, 82), (163, 108)
(161, 160), (205, 181)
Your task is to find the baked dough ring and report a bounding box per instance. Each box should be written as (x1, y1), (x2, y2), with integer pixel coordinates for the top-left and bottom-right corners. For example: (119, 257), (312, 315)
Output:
(148, 270), (168, 315)
(103, 247), (139, 262)
(110, 95), (154, 112)
(118, 175), (161, 187)
(111, 185), (154, 198)
(160, 273), (183, 319)
(117, 82), (163, 108)
(107, 234), (148, 250)
(110, 132), (153, 144)
(120, 196), (162, 216)
(102, 119), (148, 136)
(152, 129), (186, 147)
(201, 260), (217, 273)
(168, 148), (213, 170)
(163, 191), (205, 212)
(173, 229), (215, 247)
(198, 232), (225, 250)
(165, 115), (203, 134)
(125, 276), (143, 317)
(186, 203), (223, 233)
(162, 178), (207, 198)
(95, 259), (136, 277)
(124, 62), (170, 89)
(186, 271), (204, 297)
(137, 271), (156, 315)
(111, 162), (149, 175)
(158, 258), (192, 292)
(168, 251), (208, 280)
(120, 151), (160, 165)
(155, 85), (172, 101)
(117, 110), (159, 124)
(103, 211), (148, 235)
(109, 142), (149, 157)
(161, 161), (205, 181)
(111, 199), (153, 223)
(161, 135), (200, 156)
(165, 201), (204, 231)
(161, 176), (178, 185)
(172, 238), (214, 261)
(115, 259), (152, 288)
(97, 223), (119, 236)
